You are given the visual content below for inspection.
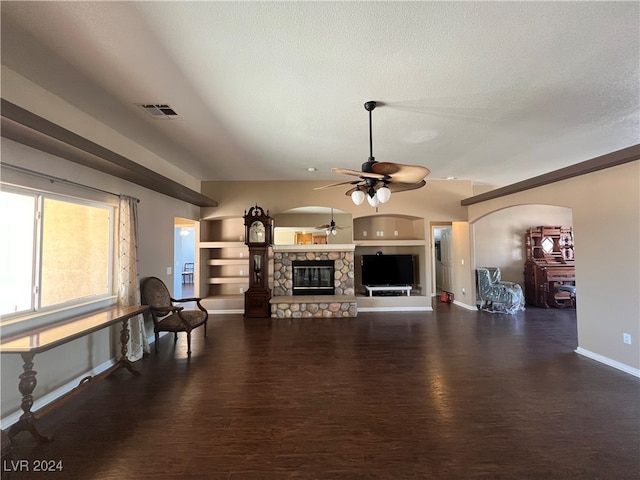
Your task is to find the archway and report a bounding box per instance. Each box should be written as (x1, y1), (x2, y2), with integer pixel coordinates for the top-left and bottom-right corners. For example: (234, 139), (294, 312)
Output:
(471, 204), (573, 287)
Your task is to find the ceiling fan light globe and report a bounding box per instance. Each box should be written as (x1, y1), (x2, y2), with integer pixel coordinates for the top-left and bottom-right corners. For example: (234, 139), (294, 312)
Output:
(367, 193), (380, 207)
(377, 186), (391, 203)
(351, 190), (366, 205)
(331, 228), (337, 236)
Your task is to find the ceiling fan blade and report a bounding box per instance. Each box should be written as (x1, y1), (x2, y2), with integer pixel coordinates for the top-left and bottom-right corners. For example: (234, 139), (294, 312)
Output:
(314, 180), (359, 190)
(370, 162), (430, 184)
(315, 224), (331, 230)
(332, 167), (386, 180)
(387, 180), (427, 193)
(331, 167), (363, 177)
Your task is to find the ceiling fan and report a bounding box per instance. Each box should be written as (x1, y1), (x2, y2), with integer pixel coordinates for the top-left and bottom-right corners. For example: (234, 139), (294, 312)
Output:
(315, 208), (347, 236)
(317, 101), (430, 207)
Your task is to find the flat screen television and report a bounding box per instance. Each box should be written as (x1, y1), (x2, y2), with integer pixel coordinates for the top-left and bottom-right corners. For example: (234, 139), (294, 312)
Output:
(361, 254), (415, 286)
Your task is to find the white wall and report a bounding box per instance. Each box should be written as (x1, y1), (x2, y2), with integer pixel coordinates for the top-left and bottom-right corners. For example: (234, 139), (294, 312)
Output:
(201, 180), (474, 299)
(0, 138), (200, 421)
(473, 204), (573, 285)
(468, 161), (640, 374)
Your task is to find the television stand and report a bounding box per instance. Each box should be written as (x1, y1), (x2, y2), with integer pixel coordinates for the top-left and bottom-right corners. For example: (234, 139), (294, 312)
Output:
(365, 285), (412, 297)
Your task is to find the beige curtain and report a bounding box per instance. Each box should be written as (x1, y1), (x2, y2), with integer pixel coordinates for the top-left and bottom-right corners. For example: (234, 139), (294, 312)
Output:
(115, 195), (149, 361)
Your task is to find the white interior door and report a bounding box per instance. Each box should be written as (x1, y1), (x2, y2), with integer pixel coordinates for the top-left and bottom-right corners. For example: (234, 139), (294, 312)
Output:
(440, 227), (454, 293)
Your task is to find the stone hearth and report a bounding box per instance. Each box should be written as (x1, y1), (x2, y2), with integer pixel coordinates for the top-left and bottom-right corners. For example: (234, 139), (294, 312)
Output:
(270, 244), (357, 318)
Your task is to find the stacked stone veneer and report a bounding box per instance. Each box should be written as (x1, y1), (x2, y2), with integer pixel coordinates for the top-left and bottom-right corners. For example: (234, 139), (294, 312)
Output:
(271, 249), (357, 318)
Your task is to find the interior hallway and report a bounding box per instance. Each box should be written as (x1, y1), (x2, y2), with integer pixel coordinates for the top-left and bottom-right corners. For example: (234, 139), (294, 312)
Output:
(5, 302), (639, 479)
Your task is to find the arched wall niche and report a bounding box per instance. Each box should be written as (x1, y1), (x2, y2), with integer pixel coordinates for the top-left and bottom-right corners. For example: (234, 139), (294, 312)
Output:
(472, 203), (573, 286)
(353, 214), (425, 241)
(273, 205), (352, 244)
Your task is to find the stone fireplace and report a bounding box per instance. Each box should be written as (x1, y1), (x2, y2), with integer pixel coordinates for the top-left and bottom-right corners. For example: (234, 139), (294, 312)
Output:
(271, 244), (357, 318)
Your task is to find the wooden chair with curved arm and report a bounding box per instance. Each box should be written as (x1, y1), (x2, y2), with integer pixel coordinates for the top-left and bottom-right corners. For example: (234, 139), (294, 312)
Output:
(141, 276), (208, 357)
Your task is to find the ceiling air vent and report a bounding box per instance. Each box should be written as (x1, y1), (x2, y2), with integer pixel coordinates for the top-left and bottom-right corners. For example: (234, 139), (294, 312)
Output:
(138, 104), (180, 119)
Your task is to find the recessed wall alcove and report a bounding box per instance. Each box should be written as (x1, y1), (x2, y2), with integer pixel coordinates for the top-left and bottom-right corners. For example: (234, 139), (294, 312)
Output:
(352, 214), (425, 242)
(273, 206), (352, 245)
(352, 214), (427, 296)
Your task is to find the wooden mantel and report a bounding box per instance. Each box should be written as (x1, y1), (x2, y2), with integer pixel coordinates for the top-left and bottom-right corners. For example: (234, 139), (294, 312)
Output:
(272, 244), (356, 253)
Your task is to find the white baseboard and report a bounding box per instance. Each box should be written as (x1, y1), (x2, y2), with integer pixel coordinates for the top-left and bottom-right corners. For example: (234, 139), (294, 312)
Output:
(357, 306), (433, 313)
(453, 300), (478, 311)
(575, 347), (640, 377)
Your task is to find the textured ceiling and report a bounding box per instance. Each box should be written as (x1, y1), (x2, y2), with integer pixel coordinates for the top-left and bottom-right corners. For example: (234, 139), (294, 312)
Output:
(1, 1), (638, 188)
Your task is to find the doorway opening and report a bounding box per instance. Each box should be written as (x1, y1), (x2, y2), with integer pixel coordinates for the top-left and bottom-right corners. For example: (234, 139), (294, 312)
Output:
(174, 218), (198, 299)
(431, 223), (453, 297)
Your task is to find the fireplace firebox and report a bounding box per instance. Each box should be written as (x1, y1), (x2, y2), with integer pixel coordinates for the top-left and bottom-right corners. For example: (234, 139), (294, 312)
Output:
(292, 260), (335, 295)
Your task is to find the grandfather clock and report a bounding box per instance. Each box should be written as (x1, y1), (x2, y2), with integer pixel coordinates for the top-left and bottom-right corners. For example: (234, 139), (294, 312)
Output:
(243, 205), (273, 317)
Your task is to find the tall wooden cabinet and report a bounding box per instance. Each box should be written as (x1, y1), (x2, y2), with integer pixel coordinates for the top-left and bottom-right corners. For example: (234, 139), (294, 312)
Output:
(524, 226), (575, 308)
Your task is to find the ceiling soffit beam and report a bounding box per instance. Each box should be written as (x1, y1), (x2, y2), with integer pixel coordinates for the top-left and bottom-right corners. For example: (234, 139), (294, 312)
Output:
(460, 144), (640, 206)
(0, 99), (218, 208)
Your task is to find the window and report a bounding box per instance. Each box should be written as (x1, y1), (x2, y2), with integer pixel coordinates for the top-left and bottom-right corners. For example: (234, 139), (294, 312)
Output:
(0, 187), (114, 320)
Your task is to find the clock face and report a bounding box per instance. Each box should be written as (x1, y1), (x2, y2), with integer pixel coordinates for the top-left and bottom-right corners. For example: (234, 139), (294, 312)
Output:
(249, 220), (265, 243)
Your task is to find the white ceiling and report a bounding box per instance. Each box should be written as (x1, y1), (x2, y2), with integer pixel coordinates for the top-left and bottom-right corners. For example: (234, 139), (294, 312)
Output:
(1, 2), (638, 188)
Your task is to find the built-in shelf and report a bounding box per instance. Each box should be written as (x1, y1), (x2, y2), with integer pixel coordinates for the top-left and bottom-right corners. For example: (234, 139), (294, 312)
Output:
(207, 276), (248, 284)
(207, 258), (247, 266)
(200, 241), (245, 249)
(199, 217), (250, 298)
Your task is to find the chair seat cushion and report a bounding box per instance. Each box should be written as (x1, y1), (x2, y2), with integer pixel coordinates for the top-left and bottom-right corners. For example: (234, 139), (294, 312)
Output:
(156, 310), (207, 331)
(557, 285), (576, 296)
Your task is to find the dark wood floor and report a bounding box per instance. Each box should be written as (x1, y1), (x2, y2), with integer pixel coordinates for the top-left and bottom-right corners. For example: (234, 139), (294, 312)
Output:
(5, 301), (640, 479)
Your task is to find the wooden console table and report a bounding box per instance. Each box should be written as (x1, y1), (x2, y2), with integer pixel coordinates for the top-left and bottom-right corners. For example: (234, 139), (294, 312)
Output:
(0, 304), (149, 442)
(365, 285), (412, 297)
